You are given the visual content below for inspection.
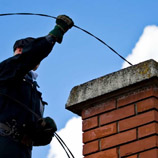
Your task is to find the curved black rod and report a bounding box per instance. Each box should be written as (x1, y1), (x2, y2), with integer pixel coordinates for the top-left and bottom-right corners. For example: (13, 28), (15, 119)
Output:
(0, 12), (133, 66)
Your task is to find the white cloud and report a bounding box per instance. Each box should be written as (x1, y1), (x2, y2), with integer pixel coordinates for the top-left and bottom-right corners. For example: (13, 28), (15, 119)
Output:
(47, 117), (83, 158)
(122, 25), (158, 68)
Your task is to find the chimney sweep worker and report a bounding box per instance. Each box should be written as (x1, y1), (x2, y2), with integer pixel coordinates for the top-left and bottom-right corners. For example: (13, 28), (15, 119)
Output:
(0, 15), (74, 158)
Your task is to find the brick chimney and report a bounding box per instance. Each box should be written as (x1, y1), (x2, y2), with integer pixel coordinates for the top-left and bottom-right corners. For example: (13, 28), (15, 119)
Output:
(66, 59), (158, 158)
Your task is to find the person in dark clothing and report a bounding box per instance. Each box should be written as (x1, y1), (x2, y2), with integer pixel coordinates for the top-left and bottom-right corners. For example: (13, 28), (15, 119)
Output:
(0, 15), (74, 158)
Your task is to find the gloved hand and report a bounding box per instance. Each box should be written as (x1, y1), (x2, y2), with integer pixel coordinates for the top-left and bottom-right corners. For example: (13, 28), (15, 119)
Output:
(49, 15), (74, 43)
(39, 117), (57, 131)
(32, 117), (57, 146)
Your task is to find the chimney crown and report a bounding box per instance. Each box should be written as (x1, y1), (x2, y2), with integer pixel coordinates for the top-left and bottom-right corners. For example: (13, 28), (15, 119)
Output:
(66, 59), (158, 115)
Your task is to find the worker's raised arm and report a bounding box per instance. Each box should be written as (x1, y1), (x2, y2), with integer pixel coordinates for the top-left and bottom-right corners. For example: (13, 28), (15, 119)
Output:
(0, 15), (74, 84)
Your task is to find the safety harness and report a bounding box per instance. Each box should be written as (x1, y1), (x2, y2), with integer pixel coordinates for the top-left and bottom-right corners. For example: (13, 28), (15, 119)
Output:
(0, 91), (75, 158)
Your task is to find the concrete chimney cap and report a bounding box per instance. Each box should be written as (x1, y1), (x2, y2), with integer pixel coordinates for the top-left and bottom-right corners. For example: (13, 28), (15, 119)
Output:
(66, 59), (158, 113)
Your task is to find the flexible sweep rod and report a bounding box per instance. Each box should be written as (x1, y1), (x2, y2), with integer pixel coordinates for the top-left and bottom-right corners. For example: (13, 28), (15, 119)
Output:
(0, 12), (133, 66)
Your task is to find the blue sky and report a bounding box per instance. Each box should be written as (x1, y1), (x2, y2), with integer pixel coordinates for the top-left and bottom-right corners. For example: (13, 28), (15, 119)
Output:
(1, 0), (158, 158)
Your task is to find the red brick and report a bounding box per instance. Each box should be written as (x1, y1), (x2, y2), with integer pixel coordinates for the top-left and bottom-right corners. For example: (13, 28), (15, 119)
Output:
(101, 129), (136, 149)
(139, 149), (158, 158)
(83, 123), (117, 143)
(138, 122), (158, 138)
(137, 97), (158, 113)
(83, 140), (99, 155)
(117, 86), (158, 107)
(126, 155), (137, 158)
(83, 116), (98, 131)
(84, 148), (118, 158)
(120, 136), (158, 157)
(100, 104), (135, 125)
(82, 99), (116, 119)
(119, 110), (157, 131)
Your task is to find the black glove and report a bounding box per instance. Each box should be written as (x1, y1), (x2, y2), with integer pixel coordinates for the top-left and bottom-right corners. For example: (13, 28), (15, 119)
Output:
(32, 117), (57, 146)
(49, 15), (74, 43)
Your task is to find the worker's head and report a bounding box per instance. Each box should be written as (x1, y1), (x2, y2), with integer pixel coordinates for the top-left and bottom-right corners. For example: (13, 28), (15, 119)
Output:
(13, 37), (35, 55)
(13, 37), (40, 71)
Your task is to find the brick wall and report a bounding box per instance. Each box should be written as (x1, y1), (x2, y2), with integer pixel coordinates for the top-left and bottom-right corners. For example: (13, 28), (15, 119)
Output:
(82, 85), (158, 158)
(66, 60), (158, 158)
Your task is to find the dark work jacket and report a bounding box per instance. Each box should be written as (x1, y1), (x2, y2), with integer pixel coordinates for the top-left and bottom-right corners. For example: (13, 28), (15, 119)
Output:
(0, 37), (54, 131)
